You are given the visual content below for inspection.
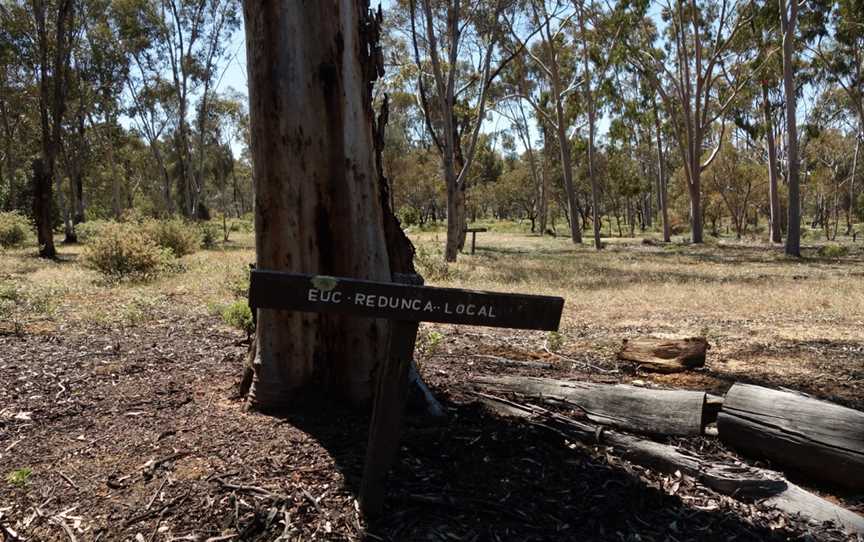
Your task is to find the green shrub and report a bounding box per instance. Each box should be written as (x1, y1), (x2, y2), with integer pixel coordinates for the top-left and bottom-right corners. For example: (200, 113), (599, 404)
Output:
(76, 219), (111, 243)
(200, 222), (219, 249)
(83, 222), (171, 280)
(398, 207), (420, 227)
(141, 219), (199, 257)
(228, 264), (252, 298)
(222, 300), (254, 334)
(818, 244), (849, 259)
(0, 211), (29, 248)
(414, 243), (452, 282)
(120, 208), (149, 224)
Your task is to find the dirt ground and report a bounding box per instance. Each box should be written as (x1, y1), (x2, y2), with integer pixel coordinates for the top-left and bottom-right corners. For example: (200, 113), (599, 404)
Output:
(1, 230), (863, 541)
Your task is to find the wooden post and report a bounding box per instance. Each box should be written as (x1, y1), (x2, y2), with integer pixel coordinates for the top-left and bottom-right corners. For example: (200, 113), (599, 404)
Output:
(359, 320), (419, 516)
(247, 269), (564, 515)
(471, 231), (477, 254)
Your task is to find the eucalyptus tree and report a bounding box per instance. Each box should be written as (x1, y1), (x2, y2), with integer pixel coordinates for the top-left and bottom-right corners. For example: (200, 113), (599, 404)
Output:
(242, 0), (443, 413)
(26, 0), (76, 257)
(116, 0), (239, 219)
(494, 70), (548, 233)
(84, 0), (130, 219)
(811, 0), (864, 233)
(780, 0), (800, 256)
(622, 0), (756, 243)
(505, 0), (584, 243)
(0, 2), (37, 214)
(743, 0), (783, 242)
(402, 0), (524, 261)
(572, 0), (626, 248)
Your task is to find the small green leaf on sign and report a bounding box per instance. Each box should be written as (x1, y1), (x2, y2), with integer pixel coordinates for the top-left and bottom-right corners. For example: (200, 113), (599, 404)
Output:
(311, 276), (339, 292)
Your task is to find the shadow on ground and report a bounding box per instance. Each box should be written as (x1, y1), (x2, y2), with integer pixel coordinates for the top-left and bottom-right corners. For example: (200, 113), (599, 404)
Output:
(277, 397), (828, 541)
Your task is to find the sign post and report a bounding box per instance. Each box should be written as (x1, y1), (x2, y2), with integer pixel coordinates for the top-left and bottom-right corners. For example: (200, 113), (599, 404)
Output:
(248, 270), (564, 515)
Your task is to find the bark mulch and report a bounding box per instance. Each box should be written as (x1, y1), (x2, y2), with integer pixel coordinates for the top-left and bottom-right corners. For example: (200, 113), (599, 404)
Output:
(0, 315), (861, 541)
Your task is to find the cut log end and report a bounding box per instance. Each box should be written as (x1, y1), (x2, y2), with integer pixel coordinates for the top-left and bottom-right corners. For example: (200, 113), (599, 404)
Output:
(618, 337), (709, 373)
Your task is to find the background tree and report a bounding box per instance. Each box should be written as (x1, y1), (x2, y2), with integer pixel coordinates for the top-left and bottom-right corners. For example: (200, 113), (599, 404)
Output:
(624, 0), (755, 243)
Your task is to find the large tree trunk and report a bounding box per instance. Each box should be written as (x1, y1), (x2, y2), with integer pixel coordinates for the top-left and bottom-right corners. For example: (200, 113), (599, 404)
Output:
(780, 0), (800, 257)
(244, 0), (398, 410)
(653, 101), (671, 242)
(444, 177), (466, 262)
(687, 166), (704, 243)
(717, 383), (864, 490)
(32, 158), (55, 258)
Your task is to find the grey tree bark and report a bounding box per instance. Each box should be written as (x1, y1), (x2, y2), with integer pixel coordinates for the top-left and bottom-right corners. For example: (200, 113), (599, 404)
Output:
(761, 84), (783, 243)
(780, 0), (800, 257)
(243, 0), (439, 413)
(245, 1), (391, 408)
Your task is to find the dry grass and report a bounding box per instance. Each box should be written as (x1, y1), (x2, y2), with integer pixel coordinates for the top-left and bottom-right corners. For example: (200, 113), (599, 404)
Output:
(411, 228), (864, 406)
(2, 224), (862, 405)
(0, 232), (255, 331)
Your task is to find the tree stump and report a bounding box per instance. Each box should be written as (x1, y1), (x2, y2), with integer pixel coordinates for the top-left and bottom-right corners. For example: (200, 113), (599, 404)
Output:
(718, 383), (864, 490)
(617, 337), (708, 373)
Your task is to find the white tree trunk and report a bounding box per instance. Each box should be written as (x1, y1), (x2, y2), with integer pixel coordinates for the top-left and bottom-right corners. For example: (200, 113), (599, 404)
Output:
(244, 1), (393, 410)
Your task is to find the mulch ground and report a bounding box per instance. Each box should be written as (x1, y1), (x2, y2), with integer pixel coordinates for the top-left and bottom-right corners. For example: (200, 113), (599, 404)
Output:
(1, 313), (862, 541)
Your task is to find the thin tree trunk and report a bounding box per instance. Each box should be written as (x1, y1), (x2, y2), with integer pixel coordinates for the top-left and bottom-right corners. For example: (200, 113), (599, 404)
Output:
(32, 158), (55, 257)
(653, 102), (671, 242)
(780, 0), (800, 257)
(762, 85), (783, 243)
(848, 126), (860, 235)
(578, 4), (600, 249)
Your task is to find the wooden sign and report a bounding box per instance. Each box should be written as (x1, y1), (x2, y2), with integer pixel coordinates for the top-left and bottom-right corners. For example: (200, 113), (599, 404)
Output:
(249, 270), (563, 330)
(248, 269), (565, 517)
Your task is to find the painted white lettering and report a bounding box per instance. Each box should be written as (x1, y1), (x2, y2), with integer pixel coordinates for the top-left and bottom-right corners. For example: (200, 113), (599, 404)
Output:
(456, 304), (465, 315)
(488, 306), (496, 318)
(366, 295), (376, 308)
(411, 299), (422, 310)
(424, 301), (434, 312)
(354, 293), (366, 305)
(466, 304), (476, 316)
(444, 303), (453, 314)
(308, 289), (319, 301)
(478, 306), (488, 317)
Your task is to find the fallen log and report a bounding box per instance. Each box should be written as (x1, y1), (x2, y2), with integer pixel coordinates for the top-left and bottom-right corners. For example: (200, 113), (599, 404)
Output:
(717, 383), (864, 491)
(617, 337), (708, 373)
(478, 392), (864, 535)
(473, 375), (707, 436)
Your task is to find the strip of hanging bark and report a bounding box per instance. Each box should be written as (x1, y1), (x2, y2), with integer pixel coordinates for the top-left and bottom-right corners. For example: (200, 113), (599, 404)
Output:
(477, 392), (864, 535)
(617, 337), (708, 373)
(473, 375), (707, 436)
(717, 383), (864, 491)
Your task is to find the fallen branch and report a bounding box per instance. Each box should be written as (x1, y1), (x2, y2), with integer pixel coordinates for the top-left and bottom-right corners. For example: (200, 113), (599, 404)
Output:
(543, 343), (619, 374)
(474, 375), (707, 436)
(476, 392), (864, 535)
(472, 354), (554, 369)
